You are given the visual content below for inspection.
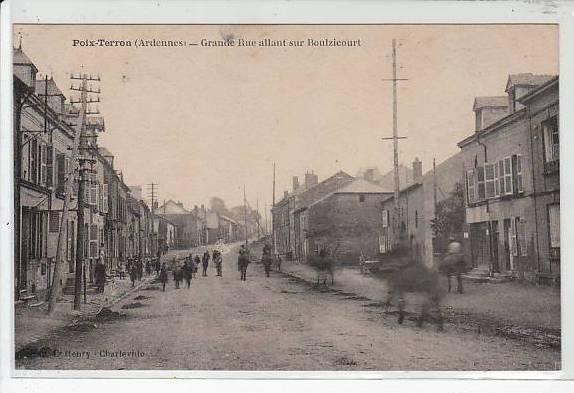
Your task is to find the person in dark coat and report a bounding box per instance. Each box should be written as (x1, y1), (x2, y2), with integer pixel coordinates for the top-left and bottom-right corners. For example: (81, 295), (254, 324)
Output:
(238, 245), (250, 281)
(174, 265), (183, 289)
(183, 261), (193, 288)
(159, 263), (168, 291)
(145, 259), (152, 276)
(137, 258), (144, 281)
(202, 251), (210, 277)
(155, 258), (161, 276)
(215, 254), (223, 277)
(94, 261), (106, 293)
(129, 263), (137, 287)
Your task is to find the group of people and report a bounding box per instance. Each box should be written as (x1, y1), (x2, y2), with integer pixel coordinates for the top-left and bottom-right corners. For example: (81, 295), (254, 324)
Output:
(158, 249), (225, 291)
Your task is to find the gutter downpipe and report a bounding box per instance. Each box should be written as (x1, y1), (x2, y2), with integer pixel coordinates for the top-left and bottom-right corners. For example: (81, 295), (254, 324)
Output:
(528, 110), (542, 274)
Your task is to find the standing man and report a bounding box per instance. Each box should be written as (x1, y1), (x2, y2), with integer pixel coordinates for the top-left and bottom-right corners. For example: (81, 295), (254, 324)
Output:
(94, 260), (106, 293)
(194, 255), (201, 278)
(238, 245), (250, 281)
(202, 250), (210, 277)
(159, 263), (168, 292)
(442, 236), (465, 294)
(183, 260), (193, 288)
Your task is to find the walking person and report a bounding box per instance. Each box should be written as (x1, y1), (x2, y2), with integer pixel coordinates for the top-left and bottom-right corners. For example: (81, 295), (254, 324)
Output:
(94, 260), (106, 293)
(194, 255), (201, 278)
(129, 263), (137, 288)
(183, 261), (193, 288)
(202, 250), (210, 277)
(238, 244), (250, 281)
(145, 259), (152, 276)
(174, 265), (183, 289)
(155, 258), (161, 276)
(215, 253), (223, 277)
(159, 263), (168, 292)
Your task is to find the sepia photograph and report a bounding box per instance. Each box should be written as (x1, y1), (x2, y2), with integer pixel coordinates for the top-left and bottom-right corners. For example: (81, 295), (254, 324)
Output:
(9, 23), (561, 372)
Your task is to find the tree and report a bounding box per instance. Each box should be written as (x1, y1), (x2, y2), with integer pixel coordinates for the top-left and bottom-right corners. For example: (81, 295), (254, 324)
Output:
(210, 196), (229, 216)
(430, 182), (465, 240)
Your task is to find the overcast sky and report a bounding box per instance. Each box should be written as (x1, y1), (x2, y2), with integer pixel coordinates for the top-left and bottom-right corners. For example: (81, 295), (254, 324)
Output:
(14, 24), (558, 217)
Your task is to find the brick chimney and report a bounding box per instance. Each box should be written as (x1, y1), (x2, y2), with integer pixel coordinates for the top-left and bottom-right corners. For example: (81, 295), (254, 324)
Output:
(413, 157), (422, 182)
(293, 176), (300, 192)
(364, 168), (375, 182)
(304, 171), (318, 189)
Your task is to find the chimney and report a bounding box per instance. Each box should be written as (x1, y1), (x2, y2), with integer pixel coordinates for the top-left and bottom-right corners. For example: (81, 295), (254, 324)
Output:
(413, 157), (422, 182)
(304, 171), (319, 189)
(292, 176), (300, 192)
(364, 168), (375, 182)
(473, 96), (508, 131)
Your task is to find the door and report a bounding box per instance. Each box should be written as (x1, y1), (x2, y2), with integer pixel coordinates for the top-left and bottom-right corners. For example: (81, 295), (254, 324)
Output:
(491, 221), (500, 273)
(503, 219), (512, 271)
(20, 208), (30, 291)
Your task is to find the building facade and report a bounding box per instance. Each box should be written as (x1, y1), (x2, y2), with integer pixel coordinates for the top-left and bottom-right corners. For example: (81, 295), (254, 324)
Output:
(458, 74), (559, 284)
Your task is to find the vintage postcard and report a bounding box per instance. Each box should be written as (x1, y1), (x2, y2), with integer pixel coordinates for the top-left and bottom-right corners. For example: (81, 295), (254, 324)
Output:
(3, 14), (567, 380)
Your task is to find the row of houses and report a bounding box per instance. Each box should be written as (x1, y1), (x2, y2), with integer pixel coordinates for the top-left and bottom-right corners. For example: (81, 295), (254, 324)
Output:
(272, 73), (559, 285)
(156, 200), (245, 248)
(13, 46), (179, 300)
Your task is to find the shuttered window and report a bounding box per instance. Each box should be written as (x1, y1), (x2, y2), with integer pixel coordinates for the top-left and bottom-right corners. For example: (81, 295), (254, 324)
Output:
(485, 163), (495, 199)
(548, 204), (560, 249)
(466, 170), (475, 204)
(46, 146), (53, 187)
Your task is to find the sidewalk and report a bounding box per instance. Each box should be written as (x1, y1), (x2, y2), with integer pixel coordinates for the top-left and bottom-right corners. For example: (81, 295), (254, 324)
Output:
(15, 274), (155, 352)
(281, 260), (560, 345)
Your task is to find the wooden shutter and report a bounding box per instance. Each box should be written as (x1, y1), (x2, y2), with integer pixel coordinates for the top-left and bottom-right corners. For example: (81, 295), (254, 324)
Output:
(46, 146), (53, 187)
(56, 153), (65, 194)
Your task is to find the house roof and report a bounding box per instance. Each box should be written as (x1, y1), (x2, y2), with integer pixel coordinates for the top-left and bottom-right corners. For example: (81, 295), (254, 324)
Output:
(505, 73), (556, 92)
(13, 47), (38, 72)
(473, 96), (508, 111)
(35, 78), (64, 97)
(295, 170), (354, 206)
(517, 76), (559, 104)
(334, 178), (392, 194)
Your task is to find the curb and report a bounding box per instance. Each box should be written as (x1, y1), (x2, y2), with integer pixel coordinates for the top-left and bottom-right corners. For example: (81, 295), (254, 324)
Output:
(280, 267), (560, 349)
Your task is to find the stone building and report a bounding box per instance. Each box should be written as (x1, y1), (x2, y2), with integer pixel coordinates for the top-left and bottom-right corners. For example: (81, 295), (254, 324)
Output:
(458, 73), (559, 284)
(272, 171), (354, 259)
(294, 178), (391, 263)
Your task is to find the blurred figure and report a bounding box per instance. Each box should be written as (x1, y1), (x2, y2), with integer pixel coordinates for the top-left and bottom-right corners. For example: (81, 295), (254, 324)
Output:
(159, 263), (168, 291)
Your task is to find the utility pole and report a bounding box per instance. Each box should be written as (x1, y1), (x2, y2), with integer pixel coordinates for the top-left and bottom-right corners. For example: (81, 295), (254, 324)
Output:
(48, 72), (101, 314)
(146, 183), (158, 255)
(243, 185), (248, 247)
(272, 163), (276, 254)
(382, 39), (408, 242)
(433, 158), (437, 216)
(256, 199), (260, 240)
(72, 73), (101, 311)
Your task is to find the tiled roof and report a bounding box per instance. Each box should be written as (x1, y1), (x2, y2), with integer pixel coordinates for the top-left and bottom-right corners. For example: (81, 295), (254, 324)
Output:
(473, 96), (508, 110)
(35, 78), (64, 97)
(334, 178), (392, 194)
(13, 47), (38, 71)
(506, 73), (556, 91)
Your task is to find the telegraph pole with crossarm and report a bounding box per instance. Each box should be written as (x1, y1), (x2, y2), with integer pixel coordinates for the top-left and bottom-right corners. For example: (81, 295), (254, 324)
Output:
(381, 39), (408, 238)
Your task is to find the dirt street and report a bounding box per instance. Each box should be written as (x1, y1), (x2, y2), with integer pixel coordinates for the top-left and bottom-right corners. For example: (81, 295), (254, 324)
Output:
(16, 245), (560, 371)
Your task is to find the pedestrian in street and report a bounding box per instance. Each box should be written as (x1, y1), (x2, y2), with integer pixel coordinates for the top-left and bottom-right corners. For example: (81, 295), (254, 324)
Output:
(129, 264), (137, 288)
(275, 254), (282, 272)
(118, 262), (126, 280)
(174, 265), (183, 289)
(159, 263), (168, 292)
(202, 251), (210, 277)
(440, 236), (466, 294)
(136, 258), (143, 281)
(183, 261), (193, 288)
(155, 258), (161, 276)
(94, 260), (106, 293)
(194, 255), (201, 278)
(238, 245), (250, 281)
(145, 259), (152, 276)
(215, 254), (223, 277)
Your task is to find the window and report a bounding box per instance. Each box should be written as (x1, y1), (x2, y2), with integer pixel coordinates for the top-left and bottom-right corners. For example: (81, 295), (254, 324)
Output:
(504, 157), (513, 195)
(40, 144), (47, 186)
(49, 211), (60, 233)
(90, 224), (98, 258)
(485, 163), (495, 198)
(476, 166), (485, 200)
(103, 184), (109, 213)
(382, 210), (389, 228)
(498, 160), (505, 195)
(466, 170), (475, 204)
(359, 194), (365, 202)
(510, 218), (518, 257)
(494, 162), (500, 197)
(46, 146), (53, 187)
(513, 154), (523, 193)
(548, 204), (560, 249)
(543, 116), (559, 163)
(30, 139), (37, 184)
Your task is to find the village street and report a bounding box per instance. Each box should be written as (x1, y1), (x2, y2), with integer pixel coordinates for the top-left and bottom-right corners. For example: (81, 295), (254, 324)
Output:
(16, 244), (559, 371)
